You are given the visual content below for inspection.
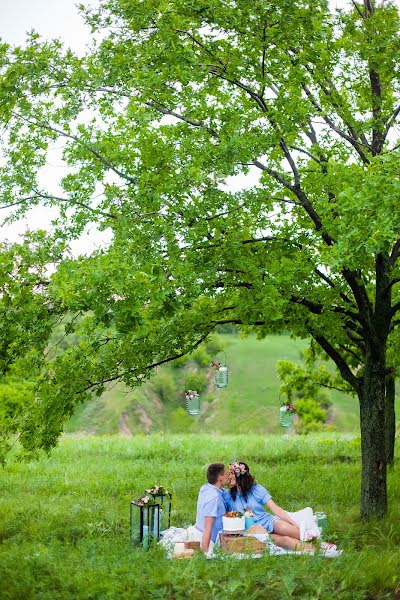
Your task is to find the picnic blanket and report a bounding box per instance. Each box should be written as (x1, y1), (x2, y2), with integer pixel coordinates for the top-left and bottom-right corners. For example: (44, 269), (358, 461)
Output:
(159, 507), (341, 558)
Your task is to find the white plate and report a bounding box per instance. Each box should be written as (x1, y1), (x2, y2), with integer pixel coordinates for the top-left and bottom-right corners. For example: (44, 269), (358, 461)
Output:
(222, 530), (246, 535)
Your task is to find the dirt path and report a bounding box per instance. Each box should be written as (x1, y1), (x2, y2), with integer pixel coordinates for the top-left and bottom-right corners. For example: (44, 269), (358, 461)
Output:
(118, 412), (132, 436)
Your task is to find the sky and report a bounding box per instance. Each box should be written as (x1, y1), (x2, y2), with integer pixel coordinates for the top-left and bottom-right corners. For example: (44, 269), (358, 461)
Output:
(0, 1), (95, 251)
(0, 0), (89, 53)
(0, 0), (399, 250)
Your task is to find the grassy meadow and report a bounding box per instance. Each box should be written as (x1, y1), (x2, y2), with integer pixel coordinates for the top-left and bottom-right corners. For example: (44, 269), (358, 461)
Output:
(1, 434), (400, 599)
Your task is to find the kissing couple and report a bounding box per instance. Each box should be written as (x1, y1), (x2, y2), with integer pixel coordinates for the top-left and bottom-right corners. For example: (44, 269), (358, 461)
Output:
(196, 461), (336, 554)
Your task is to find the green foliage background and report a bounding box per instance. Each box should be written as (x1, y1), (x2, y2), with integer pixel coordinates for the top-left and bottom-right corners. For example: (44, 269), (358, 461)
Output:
(63, 334), (368, 436)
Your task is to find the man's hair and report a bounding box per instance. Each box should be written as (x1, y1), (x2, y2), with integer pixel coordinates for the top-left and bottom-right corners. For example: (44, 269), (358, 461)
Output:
(207, 463), (226, 484)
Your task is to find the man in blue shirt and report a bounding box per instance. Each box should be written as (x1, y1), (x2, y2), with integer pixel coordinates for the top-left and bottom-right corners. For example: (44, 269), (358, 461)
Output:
(196, 463), (229, 552)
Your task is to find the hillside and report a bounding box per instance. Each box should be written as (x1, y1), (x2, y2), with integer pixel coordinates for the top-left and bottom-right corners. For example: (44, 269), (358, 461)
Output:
(64, 334), (372, 435)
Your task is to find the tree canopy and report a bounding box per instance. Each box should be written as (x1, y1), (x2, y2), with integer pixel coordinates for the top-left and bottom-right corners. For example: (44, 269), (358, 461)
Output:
(1, 0), (400, 516)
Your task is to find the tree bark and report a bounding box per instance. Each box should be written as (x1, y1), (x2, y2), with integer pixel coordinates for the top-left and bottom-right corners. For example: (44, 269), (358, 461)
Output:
(385, 375), (395, 466)
(359, 358), (387, 518)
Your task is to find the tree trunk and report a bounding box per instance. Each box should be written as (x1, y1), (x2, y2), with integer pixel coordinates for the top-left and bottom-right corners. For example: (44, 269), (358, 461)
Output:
(385, 375), (395, 466)
(359, 359), (387, 518)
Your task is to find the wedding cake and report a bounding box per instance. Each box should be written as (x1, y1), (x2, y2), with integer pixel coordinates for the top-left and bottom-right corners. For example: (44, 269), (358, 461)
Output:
(222, 511), (245, 532)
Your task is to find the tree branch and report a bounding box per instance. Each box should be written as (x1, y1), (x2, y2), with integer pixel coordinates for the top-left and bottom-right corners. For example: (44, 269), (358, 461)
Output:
(0, 191), (117, 219)
(383, 103), (400, 141)
(390, 301), (400, 318)
(15, 114), (138, 185)
(309, 330), (360, 391)
(351, 0), (365, 18)
(390, 238), (400, 265)
(302, 84), (371, 165)
(290, 295), (361, 322)
(80, 328), (214, 393)
(145, 99), (218, 136)
(314, 268), (354, 306)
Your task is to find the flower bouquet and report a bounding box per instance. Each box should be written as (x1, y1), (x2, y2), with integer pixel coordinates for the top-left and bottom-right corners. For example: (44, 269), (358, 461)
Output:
(280, 402), (296, 413)
(210, 359), (222, 371)
(185, 389), (199, 401)
(145, 485), (170, 496)
(133, 494), (150, 507)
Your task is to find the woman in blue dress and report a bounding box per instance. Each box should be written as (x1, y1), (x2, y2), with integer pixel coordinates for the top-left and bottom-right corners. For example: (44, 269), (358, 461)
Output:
(225, 461), (311, 547)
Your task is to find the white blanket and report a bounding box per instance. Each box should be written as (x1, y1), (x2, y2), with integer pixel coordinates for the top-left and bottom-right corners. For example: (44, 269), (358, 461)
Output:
(160, 525), (214, 558)
(159, 507), (340, 559)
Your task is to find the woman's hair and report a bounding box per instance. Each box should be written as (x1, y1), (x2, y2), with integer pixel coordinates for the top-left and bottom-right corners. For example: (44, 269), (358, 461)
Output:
(229, 461), (256, 501)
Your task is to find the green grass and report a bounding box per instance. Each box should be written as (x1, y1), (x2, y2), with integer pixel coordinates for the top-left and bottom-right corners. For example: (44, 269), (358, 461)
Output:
(66, 334), (373, 436)
(1, 434), (400, 599)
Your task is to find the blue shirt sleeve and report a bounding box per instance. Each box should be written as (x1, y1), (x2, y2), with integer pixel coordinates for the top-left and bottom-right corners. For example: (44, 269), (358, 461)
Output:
(252, 484), (272, 505)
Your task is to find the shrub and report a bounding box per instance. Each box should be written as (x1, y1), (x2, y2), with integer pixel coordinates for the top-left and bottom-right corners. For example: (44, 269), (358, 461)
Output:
(295, 398), (327, 434)
(168, 408), (198, 433)
(150, 371), (177, 404)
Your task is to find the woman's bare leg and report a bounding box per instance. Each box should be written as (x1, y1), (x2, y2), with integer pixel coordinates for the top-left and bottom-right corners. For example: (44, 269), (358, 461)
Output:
(270, 534), (314, 552)
(272, 519), (301, 540)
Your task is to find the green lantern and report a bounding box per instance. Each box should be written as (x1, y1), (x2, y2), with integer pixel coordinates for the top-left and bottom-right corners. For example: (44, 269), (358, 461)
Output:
(145, 485), (172, 533)
(315, 512), (330, 538)
(130, 499), (161, 549)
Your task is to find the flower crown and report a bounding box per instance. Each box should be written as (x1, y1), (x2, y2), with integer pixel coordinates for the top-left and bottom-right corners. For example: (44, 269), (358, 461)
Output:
(230, 461), (247, 475)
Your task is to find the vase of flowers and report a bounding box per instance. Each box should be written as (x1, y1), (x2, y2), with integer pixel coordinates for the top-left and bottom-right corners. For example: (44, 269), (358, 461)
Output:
(145, 484), (172, 532)
(211, 353), (229, 389)
(185, 389), (200, 415)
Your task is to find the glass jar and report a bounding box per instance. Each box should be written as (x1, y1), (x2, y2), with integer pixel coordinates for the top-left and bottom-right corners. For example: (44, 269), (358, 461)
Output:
(279, 406), (293, 428)
(215, 366), (229, 388)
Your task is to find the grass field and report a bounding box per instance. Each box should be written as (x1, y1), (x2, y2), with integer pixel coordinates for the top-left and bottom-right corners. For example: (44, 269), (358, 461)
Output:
(1, 434), (400, 599)
(65, 334), (373, 436)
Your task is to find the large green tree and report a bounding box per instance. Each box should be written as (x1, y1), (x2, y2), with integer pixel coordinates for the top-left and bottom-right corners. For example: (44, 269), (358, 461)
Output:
(1, 0), (400, 518)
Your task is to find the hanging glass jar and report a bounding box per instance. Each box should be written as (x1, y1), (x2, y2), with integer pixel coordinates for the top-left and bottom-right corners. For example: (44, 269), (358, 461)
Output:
(211, 351), (229, 389)
(184, 376), (201, 416)
(279, 397), (295, 429)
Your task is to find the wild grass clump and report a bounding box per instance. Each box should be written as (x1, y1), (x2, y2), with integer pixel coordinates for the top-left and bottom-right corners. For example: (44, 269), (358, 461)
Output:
(0, 434), (399, 599)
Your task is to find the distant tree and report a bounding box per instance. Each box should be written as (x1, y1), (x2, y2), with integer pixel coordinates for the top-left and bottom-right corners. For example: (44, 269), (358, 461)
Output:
(0, 0), (400, 518)
(0, 233), (66, 462)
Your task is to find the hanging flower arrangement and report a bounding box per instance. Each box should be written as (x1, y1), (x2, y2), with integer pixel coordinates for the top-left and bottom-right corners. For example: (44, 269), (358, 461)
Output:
(184, 377), (201, 416)
(210, 352), (229, 389)
(185, 389), (199, 402)
(210, 360), (222, 371)
(279, 401), (296, 428)
(280, 402), (296, 413)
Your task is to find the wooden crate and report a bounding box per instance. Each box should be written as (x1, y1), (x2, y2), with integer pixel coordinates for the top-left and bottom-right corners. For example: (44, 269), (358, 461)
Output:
(172, 541), (201, 559)
(219, 533), (265, 554)
(185, 541), (201, 550)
